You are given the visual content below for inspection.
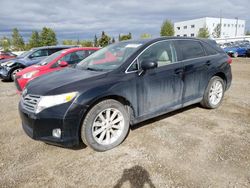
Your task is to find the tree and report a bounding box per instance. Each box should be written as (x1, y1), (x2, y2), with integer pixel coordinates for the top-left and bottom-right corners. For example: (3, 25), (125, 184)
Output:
(98, 31), (111, 47)
(94, 35), (98, 47)
(62, 40), (76, 45)
(0, 37), (11, 51)
(246, 30), (250, 35)
(160, 20), (174, 36)
(213, 24), (221, 38)
(111, 37), (115, 43)
(11, 28), (25, 50)
(119, 33), (132, 41)
(28, 31), (41, 48)
(140, 33), (152, 39)
(198, 26), (210, 38)
(40, 27), (57, 46)
(80, 40), (93, 47)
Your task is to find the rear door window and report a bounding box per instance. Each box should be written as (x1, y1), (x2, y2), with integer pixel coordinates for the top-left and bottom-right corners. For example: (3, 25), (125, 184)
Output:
(30, 49), (48, 58)
(177, 40), (205, 60)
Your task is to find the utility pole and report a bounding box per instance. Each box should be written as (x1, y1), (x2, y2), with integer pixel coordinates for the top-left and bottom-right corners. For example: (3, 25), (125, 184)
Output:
(219, 10), (222, 38)
(235, 17), (238, 37)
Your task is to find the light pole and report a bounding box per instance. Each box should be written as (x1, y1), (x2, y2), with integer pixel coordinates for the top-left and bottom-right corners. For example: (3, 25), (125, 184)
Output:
(235, 17), (238, 37)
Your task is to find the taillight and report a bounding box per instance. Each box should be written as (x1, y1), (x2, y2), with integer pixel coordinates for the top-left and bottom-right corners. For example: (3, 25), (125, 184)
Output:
(227, 56), (232, 64)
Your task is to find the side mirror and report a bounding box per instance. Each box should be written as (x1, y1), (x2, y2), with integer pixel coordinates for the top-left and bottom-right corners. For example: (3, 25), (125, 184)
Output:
(58, 61), (68, 67)
(141, 60), (157, 70)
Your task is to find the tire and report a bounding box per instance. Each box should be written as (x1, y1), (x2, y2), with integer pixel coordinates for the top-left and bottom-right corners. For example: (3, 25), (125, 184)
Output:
(11, 68), (23, 81)
(81, 99), (130, 151)
(200, 76), (225, 109)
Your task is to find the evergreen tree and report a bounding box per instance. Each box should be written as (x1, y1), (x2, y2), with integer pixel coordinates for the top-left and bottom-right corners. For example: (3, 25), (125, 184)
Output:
(98, 31), (111, 47)
(160, 20), (174, 36)
(213, 24), (221, 38)
(0, 37), (11, 51)
(11, 28), (25, 50)
(140, 33), (152, 39)
(94, 35), (98, 47)
(112, 37), (115, 43)
(246, 30), (250, 35)
(119, 33), (132, 41)
(40, 27), (57, 46)
(198, 26), (210, 38)
(28, 31), (40, 48)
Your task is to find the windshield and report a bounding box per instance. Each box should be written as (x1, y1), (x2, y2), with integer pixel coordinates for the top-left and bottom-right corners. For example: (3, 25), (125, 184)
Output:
(17, 50), (34, 58)
(77, 41), (143, 71)
(38, 50), (63, 65)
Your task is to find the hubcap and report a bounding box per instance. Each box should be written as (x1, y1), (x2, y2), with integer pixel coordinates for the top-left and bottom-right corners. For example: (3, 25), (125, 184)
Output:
(92, 108), (125, 145)
(12, 69), (22, 79)
(209, 80), (223, 106)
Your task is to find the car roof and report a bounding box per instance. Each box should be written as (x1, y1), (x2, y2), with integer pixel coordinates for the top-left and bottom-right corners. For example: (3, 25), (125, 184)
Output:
(59, 47), (100, 54)
(31, 45), (78, 50)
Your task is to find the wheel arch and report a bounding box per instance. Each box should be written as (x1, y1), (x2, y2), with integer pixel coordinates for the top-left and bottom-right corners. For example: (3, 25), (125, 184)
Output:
(77, 95), (136, 142)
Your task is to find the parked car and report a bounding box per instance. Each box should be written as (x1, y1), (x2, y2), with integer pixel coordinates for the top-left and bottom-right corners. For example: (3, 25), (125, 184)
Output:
(0, 51), (17, 60)
(223, 45), (247, 57)
(19, 37), (232, 151)
(15, 47), (100, 92)
(0, 45), (74, 81)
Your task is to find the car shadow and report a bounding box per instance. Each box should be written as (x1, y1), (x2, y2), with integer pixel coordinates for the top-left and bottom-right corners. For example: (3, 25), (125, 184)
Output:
(131, 104), (200, 131)
(113, 165), (156, 188)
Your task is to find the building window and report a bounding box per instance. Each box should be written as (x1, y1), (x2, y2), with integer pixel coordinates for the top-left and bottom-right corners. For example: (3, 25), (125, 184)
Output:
(177, 35), (180, 37)
(231, 24), (234, 27)
(177, 27), (180, 30)
(242, 24), (244, 27)
(184, 26), (187, 29)
(191, 25), (195, 28)
(224, 24), (226, 27)
(183, 34), (187, 37)
(228, 24), (230, 27)
(213, 23), (215, 26)
(191, 33), (195, 37)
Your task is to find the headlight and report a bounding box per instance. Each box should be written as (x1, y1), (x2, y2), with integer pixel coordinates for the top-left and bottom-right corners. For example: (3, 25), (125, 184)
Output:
(22, 70), (39, 79)
(35, 92), (78, 113)
(6, 62), (15, 67)
(1, 61), (14, 66)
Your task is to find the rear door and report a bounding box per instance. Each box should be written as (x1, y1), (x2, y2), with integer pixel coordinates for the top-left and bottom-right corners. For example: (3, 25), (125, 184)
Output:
(175, 39), (210, 105)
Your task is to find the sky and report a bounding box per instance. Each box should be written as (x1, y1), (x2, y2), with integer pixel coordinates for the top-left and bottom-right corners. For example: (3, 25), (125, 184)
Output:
(0, 0), (249, 42)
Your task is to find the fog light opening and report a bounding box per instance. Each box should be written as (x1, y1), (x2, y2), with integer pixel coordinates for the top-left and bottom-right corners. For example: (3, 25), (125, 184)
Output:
(52, 128), (61, 138)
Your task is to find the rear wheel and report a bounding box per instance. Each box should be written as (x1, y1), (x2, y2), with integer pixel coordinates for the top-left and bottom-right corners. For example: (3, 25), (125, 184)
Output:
(11, 68), (23, 81)
(81, 99), (130, 151)
(201, 76), (225, 109)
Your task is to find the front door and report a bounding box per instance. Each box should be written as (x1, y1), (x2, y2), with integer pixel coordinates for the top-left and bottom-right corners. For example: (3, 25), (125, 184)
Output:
(136, 40), (184, 117)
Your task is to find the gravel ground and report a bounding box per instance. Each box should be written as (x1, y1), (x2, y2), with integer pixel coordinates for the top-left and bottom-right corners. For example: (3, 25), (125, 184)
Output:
(0, 58), (250, 188)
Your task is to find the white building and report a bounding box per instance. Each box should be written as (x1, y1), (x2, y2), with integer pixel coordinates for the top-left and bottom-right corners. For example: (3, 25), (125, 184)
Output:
(174, 17), (246, 38)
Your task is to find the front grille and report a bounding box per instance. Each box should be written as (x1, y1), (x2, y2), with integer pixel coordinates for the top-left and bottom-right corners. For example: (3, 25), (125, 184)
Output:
(22, 94), (41, 113)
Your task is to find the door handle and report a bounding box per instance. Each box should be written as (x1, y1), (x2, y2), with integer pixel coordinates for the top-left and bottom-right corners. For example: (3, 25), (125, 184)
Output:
(206, 61), (211, 66)
(174, 68), (184, 75)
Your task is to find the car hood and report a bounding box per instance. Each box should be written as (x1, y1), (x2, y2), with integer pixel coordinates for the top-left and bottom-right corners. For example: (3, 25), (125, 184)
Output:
(16, 64), (47, 77)
(26, 67), (108, 95)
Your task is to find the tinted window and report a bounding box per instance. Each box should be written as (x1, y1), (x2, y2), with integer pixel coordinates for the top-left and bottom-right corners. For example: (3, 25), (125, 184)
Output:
(30, 49), (48, 58)
(202, 42), (218, 55)
(48, 48), (66, 55)
(178, 40), (205, 60)
(138, 41), (177, 68)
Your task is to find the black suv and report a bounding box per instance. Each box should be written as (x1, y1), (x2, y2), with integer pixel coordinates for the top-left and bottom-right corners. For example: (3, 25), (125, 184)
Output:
(0, 45), (74, 81)
(19, 37), (232, 151)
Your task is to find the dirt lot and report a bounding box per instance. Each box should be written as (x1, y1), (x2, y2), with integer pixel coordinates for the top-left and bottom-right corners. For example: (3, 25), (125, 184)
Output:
(0, 58), (250, 188)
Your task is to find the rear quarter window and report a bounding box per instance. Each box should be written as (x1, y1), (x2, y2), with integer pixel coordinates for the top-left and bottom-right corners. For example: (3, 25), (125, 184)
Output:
(202, 42), (218, 55)
(177, 40), (205, 60)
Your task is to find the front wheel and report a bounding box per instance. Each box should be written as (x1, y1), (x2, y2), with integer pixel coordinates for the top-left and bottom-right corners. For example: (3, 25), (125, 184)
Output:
(81, 99), (130, 151)
(11, 68), (23, 81)
(201, 76), (225, 109)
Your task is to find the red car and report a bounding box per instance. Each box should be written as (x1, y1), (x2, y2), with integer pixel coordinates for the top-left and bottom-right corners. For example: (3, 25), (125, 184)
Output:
(0, 51), (17, 60)
(15, 47), (99, 92)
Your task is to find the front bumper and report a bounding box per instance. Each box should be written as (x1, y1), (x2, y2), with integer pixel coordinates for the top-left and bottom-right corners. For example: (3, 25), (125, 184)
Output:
(0, 66), (10, 80)
(14, 76), (26, 92)
(19, 101), (86, 147)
